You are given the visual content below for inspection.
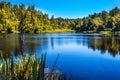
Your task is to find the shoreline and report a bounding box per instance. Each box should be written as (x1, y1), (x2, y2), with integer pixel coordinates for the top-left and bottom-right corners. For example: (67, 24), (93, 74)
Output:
(0, 30), (120, 35)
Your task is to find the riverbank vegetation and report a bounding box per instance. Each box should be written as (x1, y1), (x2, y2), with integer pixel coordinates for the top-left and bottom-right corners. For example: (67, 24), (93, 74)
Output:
(0, 52), (68, 80)
(0, 1), (120, 34)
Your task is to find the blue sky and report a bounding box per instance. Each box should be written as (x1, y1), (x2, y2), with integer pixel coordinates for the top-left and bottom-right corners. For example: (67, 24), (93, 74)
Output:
(5, 0), (120, 18)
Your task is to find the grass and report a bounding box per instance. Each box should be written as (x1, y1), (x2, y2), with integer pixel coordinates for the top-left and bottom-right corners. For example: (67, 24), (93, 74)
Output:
(41, 29), (75, 33)
(0, 51), (70, 80)
(99, 31), (111, 35)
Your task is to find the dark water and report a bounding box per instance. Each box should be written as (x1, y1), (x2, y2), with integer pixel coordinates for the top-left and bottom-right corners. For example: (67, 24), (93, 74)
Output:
(0, 32), (120, 80)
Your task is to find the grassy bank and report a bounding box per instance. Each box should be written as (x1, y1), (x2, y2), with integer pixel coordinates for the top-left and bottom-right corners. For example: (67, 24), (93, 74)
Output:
(0, 29), (75, 34)
(41, 29), (75, 33)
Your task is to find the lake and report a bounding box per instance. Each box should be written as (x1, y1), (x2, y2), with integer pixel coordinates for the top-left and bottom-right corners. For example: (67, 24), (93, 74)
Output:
(0, 32), (120, 80)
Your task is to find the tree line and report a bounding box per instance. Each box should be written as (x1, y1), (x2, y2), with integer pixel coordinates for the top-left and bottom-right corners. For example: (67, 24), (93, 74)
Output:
(0, 1), (120, 34)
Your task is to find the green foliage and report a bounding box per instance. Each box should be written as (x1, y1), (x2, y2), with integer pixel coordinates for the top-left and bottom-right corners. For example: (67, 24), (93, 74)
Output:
(0, 52), (65, 80)
(0, 52), (45, 80)
(0, 1), (73, 34)
(0, 1), (120, 33)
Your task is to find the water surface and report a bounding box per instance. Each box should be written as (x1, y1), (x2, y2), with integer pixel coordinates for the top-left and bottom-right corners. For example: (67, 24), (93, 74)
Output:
(0, 33), (120, 80)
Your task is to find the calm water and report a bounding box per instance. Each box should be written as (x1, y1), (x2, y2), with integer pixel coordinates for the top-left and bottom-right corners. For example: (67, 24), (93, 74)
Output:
(0, 32), (120, 80)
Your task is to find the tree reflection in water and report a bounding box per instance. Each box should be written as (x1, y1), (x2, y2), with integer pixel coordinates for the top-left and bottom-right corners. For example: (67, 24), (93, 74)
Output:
(0, 34), (25, 57)
(0, 34), (120, 58)
(0, 34), (42, 58)
(89, 36), (120, 57)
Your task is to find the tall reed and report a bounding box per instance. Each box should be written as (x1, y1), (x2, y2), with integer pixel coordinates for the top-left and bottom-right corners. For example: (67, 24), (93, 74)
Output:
(0, 51), (71, 80)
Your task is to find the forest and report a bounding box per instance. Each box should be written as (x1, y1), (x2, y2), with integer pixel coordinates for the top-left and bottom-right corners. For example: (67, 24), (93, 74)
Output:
(0, 1), (120, 33)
